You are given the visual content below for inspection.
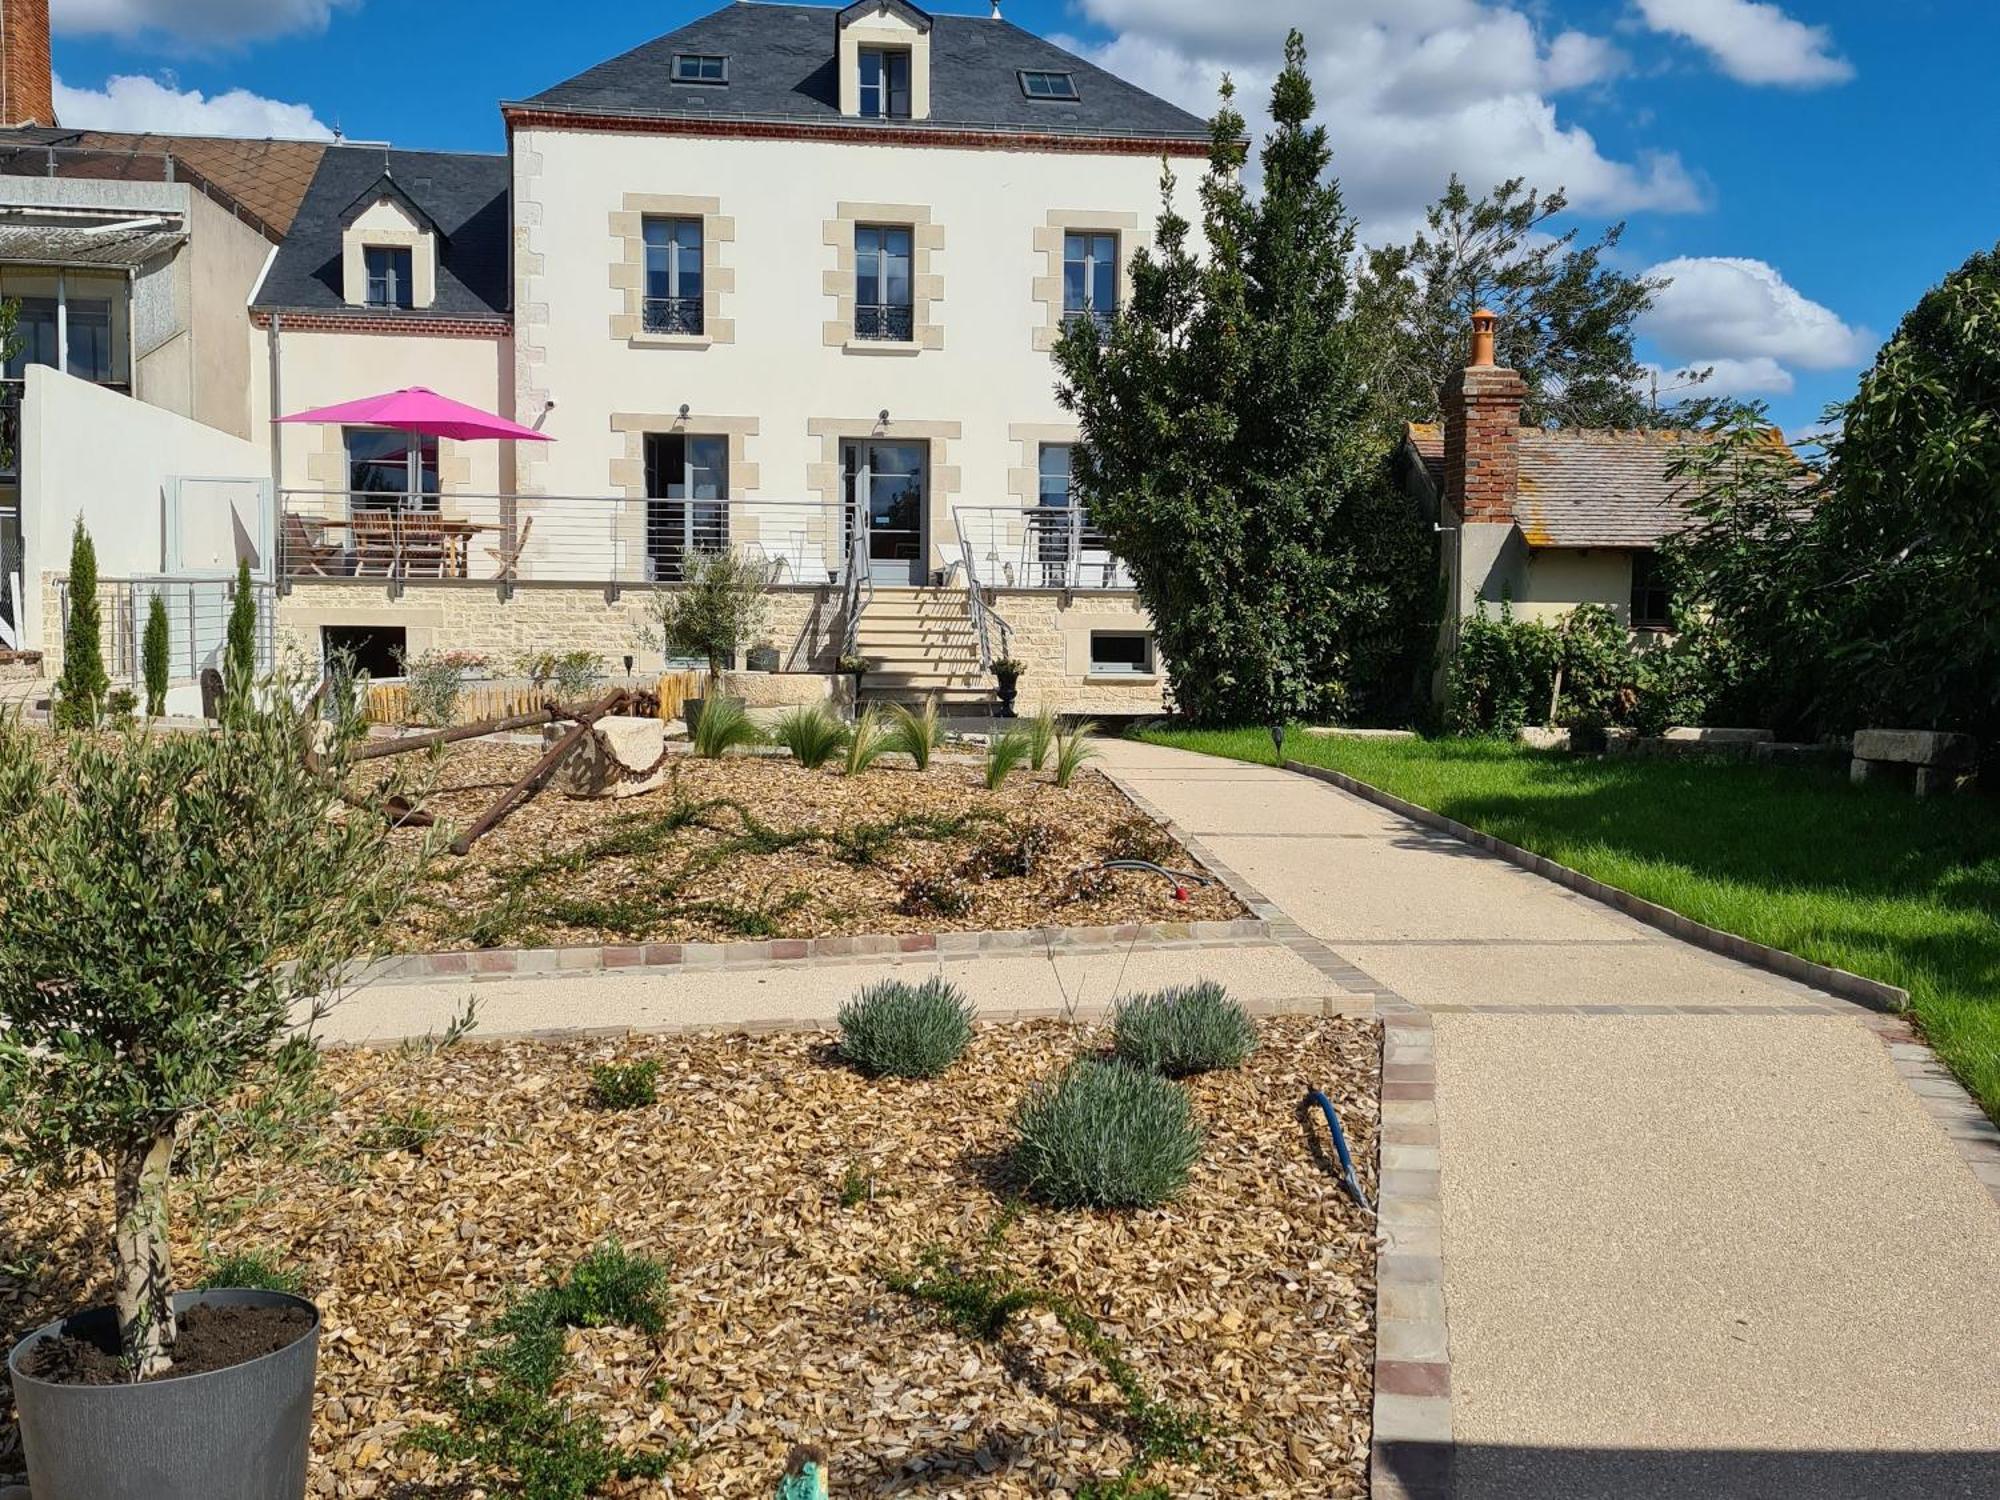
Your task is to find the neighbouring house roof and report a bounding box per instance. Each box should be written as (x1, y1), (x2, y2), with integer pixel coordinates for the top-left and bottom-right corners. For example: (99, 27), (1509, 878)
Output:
(0, 212), (187, 267)
(0, 126), (327, 239)
(1404, 422), (1728, 550)
(518, 1), (1211, 143)
(254, 145), (510, 323)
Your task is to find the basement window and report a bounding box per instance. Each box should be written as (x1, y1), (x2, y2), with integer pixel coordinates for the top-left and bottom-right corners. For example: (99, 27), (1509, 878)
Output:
(1019, 69), (1079, 100)
(671, 53), (729, 84)
(1090, 631), (1153, 676)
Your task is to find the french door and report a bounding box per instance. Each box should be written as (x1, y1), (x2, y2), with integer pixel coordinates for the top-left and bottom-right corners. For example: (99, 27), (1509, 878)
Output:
(842, 440), (927, 585)
(645, 432), (729, 582)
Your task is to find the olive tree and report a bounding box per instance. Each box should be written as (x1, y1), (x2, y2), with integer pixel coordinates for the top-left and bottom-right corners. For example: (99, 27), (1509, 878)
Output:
(643, 548), (774, 692)
(0, 685), (431, 1375)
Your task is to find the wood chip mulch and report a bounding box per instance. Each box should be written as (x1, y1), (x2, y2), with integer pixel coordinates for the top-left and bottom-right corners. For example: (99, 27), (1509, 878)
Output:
(0, 1018), (1379, 1497)
(370, 746), (1245, 952)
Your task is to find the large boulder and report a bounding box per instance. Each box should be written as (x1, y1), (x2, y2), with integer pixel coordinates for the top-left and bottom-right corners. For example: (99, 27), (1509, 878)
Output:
(550, 714), (670, 799)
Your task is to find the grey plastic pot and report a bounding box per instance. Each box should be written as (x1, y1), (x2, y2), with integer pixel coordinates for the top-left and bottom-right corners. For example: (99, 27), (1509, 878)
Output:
(7, 1288), (320, 1500)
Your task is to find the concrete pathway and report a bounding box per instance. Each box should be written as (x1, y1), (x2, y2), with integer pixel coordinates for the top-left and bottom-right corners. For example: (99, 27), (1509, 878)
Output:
(1098, 737), (2000, 1500)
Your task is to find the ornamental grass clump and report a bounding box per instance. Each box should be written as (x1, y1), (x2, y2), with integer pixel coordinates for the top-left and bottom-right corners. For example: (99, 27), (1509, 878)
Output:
(1111, 981), (1258, 1076)
(886, 696), (944, 770)
(691, 694), (762, 758)
(774, 703), (848, 769)
(1013, 1059), (1203, 1209)
(837, 976), (975, 1079)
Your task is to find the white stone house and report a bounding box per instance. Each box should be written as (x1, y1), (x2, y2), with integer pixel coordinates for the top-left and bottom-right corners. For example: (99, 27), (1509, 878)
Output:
(257, 0), (1213, 713)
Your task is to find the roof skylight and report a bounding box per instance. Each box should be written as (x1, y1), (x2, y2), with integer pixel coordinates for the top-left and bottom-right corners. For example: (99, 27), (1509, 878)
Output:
(1018, 69), (1079, 101)
(671, 54), (729, 85)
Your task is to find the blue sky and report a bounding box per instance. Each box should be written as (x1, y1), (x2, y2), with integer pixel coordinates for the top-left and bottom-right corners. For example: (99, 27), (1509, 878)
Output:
(44, 1), (1997, 437)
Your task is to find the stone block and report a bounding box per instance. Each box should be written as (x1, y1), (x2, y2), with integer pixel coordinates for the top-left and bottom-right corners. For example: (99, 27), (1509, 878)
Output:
(1852, 728), (1977, 767)
(1515, 726), (1569, 751)
(1661, 725), (1772, 744)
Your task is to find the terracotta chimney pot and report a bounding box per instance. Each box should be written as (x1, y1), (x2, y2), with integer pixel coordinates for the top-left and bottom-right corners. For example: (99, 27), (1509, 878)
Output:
(1470, 307), (1498, 368)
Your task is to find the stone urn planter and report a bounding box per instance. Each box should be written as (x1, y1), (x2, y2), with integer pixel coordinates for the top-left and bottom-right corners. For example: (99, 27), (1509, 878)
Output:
(8, 1288), (320, 1500)
(991, 658), (1025, 719)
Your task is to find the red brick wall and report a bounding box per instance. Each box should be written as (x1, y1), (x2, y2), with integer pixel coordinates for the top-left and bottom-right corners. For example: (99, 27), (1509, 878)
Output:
(1443, 364), (1528, 524)
(0, 0), (54, 128)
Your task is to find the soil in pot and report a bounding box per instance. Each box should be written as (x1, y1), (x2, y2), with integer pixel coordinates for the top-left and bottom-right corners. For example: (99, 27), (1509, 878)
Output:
(21, 1303), (314, 1386)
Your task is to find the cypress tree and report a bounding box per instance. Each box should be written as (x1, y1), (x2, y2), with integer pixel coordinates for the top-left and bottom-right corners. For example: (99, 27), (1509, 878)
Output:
(142, 593), (170, 717)
(54, 517), (108, 729)
(1055, 32), (1431, 725)
(224, 555), (258, 718)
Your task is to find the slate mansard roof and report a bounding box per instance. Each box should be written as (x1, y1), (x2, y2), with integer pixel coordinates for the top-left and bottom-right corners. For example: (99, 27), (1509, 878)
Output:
(517, 1), (1211, 143)
(253, 145), (511, 322)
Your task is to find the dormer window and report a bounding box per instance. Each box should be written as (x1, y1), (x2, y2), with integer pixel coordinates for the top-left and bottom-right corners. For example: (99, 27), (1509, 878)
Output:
(1019, 70), (1079, 101)
(837, 1), (931, 121)
(671, 53), (728, 84)
(364, 246), (414, 309)
(859, 47), (911, 119)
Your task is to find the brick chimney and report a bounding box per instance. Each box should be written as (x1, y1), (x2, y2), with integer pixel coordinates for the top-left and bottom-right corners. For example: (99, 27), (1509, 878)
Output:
(1443, 308), (1527, 524)
(0, 0), (55, 128)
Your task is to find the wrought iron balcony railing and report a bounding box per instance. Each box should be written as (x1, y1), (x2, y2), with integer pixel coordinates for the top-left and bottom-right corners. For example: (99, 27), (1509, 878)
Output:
(641, 295), (705, 336)
(854, 302), (915, 342)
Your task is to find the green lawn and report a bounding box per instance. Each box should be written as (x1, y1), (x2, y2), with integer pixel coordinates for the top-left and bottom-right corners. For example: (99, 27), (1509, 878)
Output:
(1139, 727), (2000, 1119)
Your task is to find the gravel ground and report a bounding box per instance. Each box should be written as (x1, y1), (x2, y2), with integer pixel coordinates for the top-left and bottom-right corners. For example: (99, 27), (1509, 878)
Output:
(373, 746), (1244, 952)
(0, 1017), (1380, 1497)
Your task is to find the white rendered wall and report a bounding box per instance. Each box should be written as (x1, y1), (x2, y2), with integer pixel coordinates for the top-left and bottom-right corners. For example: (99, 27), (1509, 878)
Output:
(513, 126), (1204, 574)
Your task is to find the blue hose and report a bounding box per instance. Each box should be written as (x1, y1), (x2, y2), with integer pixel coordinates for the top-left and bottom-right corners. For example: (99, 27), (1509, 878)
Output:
(1306, 1088), (1372, 1212)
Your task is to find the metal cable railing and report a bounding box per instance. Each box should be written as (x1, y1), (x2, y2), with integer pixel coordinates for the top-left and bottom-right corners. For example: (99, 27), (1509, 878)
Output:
(952, 506), (1133, 592)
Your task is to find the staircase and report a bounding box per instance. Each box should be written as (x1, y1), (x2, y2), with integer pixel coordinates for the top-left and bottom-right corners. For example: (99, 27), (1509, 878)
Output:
(850, 587), (994, 709)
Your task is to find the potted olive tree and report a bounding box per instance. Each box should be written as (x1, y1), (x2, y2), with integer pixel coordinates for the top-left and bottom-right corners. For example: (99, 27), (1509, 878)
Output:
(645, 548), (773, 734)
(0, 681), (430, 1500)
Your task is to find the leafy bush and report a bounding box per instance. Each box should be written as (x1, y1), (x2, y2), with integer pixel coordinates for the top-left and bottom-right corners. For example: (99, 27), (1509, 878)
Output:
(517, 650), (606, 702)
(1025, 705), (1058, 770)
(1552, 604), (1638, 732)
(1101, 814), (1176, 867)
(965, 819), (1058, 879)
(1447, 599), (1559, 735)
(774, 703), (848, 769)
(837, 976), (975, 1078)
(886, 696), (944, 770)
(104, 688), (138, 728)
(1111, 982), (1258, 1076)
(587, 1059), (659, 1110)
(197, 1249), (306, 1296)
(984, 729), (1031, 789)
(844, 705), (892, 775)
(1013, 1060), (1203, 1209)
(896, 867), (973, 919)
(397, 647), (475, 727)
(1052, 721), (1101, 787)
(691, 695), (762, 758)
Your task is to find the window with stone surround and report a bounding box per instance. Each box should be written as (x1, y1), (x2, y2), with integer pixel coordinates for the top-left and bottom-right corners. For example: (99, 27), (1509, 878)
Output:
(641, 217), (704, 335)
(821, 203), (943, 352)
(854, 224), (915, 341)
(610, 195), (735, 346)
(858, 47), (912, 118)
(1089, 631), (1154, 676)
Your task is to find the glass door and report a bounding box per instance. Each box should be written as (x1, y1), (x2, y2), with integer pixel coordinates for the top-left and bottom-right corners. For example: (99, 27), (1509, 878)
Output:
(645, 433), (730, 581)
(842, 440), (927, 586)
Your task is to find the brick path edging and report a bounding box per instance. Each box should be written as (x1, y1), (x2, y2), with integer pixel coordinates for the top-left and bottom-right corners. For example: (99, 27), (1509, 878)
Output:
(1283, 758), (1910, 1015)
(349, 917), (1274, 988)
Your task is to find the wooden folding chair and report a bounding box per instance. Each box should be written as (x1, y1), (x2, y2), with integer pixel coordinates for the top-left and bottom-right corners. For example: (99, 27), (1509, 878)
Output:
(484, 516), (534, 581)
(281, 512), (340, 576)
(395, 514), (451, 579)
(348, 511), (399, 577)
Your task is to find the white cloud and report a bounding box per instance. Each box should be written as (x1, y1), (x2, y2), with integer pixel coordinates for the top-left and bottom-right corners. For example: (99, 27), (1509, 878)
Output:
(52, 0), (355, 46)
(1643, 355), (1795, 398)
(1634, 0), (1852, 87)
(1641, 256), (1871, 370)
(53, 73), (334, 139)
(1066, 1), (1701, 238)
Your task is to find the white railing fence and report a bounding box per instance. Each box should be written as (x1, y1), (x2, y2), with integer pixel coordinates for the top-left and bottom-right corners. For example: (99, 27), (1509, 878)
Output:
(952, 506), (1133, 592)
(56, 575), (277, 684)
(0, 504), (21, 652)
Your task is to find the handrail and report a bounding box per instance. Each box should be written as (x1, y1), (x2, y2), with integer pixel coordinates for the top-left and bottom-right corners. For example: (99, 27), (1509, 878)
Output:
(952, 512), (1012, 671)
(839, 498), (871, 657)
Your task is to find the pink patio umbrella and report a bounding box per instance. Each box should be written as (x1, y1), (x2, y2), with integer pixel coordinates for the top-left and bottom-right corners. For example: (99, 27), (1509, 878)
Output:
(277, 386), (552, 506)
(276, 386), (553, 443)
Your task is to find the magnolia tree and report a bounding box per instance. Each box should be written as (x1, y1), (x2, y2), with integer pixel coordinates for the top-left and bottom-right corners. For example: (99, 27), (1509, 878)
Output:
(0, 684), (430, 1375)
